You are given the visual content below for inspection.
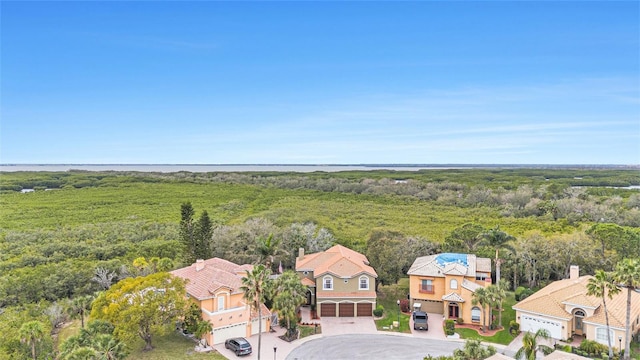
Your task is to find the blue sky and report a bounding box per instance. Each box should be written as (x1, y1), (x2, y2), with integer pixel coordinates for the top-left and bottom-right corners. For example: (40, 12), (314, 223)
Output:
(1, 1), (639, 165)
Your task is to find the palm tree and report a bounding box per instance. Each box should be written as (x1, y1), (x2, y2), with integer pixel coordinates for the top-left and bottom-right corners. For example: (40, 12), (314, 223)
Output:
(255, 234), (286, 270)
(481, 226), (515, 286)
(486, 282), (507, 329)
(19, 320), (45, 360)
(515, 329), (553, 360)
(272, 271), (307, 338)
(67, 294), (94, 328)
(613, 258), (640, 360)
(92, 333), (129, 360)
(586, 269), (620, 358)
(241, 264), (271, 360)
(453, 339), (497, 360)
(471, 287), (490, 332)
(194, 320), (213, 346)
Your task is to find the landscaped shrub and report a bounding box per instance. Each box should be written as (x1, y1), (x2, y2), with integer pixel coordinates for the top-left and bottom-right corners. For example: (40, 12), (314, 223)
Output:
(515, 287), (526, 301)
(373, 305), (384, 317)
(444, 319), (455, 336)
(456, 317), (464, 325)
(509, 320), (520, 336)
(400, 299), (410, 313)
(580, 339), (608, 356)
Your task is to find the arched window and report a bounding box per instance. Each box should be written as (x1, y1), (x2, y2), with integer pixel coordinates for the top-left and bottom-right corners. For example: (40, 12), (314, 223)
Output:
(471, 307), (481, 322)
(450, 279), (458, 290)
(359, 276), (369, 290)
(323, 276), (333, 290)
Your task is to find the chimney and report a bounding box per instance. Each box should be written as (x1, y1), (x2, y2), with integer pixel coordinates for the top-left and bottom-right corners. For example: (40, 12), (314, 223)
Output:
(298, 248), (305, 260)
(569, 265), (579, 280)
(195, 259), (205, 272)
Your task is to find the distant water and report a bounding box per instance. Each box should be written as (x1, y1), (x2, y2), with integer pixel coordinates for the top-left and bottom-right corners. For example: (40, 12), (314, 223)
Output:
(1, 164), (636, 173)
(0, 164), (463, 173)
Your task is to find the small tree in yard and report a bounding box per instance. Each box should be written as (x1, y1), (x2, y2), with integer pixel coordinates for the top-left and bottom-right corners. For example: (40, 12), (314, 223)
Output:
(241, 264), (271, 360)
(90, 272), (187, 351)
(272, 271), (307, 340)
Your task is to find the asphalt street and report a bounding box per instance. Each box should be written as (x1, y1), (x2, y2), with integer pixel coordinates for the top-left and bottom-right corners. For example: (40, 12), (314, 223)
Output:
(285, 334), (464, 360)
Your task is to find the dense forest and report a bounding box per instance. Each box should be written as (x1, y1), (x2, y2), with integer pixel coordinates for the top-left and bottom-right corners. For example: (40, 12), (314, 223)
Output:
(1, 169), (639, 359)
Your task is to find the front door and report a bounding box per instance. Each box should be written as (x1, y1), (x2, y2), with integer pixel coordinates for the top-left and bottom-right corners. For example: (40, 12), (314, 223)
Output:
(448, 303), (459, 319)
(574, 310), (585, 335)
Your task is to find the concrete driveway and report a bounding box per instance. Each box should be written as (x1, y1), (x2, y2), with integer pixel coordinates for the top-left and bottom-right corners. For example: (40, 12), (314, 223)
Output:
(320, 316), (377, 336)
(410, 312), (447, 340)
(213, 326), (317, 360)
(286, 333), (464, 360)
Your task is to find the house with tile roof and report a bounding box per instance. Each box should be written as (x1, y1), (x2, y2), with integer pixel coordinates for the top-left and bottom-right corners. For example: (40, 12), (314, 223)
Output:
(513, 265), (640, 351)
(295, 245), (378, 317)
(170, 258), (271, 345)
(407, 253), (492, 324)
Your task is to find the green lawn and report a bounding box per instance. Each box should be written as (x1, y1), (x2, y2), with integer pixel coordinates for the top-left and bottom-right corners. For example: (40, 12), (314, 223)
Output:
(126, 332), (226, 360)
(299, 324), (322, 338)
(455, 292), (517, 345)
(374, 282), (411, 333)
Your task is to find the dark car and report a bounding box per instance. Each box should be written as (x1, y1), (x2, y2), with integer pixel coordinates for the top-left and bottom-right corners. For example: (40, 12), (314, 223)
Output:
(412, 311), (429, 330)
(225, 337), (252, 356)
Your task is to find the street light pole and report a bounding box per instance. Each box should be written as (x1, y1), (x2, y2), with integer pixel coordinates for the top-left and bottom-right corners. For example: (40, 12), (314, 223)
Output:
(397, 299), (401, 331)
(618, 336), (622, 357)
(274, 345), (277, 360)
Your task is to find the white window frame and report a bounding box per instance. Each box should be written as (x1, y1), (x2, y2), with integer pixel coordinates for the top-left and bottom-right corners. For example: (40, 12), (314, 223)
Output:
(450, 279), (458, 290)
(217, 295), (225, 311)
(595, 327), (614, 345)
(471, 306), (481, 322)
(359, 276), (369, 290)
(323, 276), (333, 290)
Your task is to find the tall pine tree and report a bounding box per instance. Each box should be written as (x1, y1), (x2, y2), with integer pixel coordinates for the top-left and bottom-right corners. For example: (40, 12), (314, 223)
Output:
(195, 210), (213, 260)
(179, 202), (196, 264)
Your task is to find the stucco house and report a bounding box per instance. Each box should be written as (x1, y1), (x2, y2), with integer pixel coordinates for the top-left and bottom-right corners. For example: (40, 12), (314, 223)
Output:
(295, 245), (378, 317)
(170, 258), (271, 345)
(407, 253), (492, 324)
(513, 265), (640, 352)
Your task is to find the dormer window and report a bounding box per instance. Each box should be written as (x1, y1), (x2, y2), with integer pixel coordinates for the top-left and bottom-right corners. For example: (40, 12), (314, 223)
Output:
(323, 276), (333, 290)
(217, 296), (225, 311)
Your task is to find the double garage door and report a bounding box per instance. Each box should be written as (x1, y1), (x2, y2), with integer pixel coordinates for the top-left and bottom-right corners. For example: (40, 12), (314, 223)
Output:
(320, 302), (373, 317)
(212, 322), (247, 345)
(520, 314), (563, 339)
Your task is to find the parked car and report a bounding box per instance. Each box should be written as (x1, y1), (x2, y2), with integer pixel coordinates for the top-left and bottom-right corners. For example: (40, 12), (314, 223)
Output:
(225, 337), (252, 356)
(413, 311), (429, 330)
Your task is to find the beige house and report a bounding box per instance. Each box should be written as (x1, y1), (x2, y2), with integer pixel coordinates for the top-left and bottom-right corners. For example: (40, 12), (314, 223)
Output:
(170, 258), (271, 345)
(407, 253), (492, 324)
(296, 245), (378, 317)
(513, 265), (640, 352)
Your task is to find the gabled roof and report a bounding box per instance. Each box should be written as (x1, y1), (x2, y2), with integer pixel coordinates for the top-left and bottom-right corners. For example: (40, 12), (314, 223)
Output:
(514, 275), (640, 328)
(442, 292), (466, 302)
(170, 258), (252, 300)
(295, 245), (378, 278)
(462, 279), (482, 292)
(407, 253), (491, 278)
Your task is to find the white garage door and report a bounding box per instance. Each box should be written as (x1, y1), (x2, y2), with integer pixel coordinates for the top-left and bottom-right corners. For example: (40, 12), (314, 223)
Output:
(251, 318), (269, 335)
(520, 314), (562, 339)
(212, 322), (247, 344)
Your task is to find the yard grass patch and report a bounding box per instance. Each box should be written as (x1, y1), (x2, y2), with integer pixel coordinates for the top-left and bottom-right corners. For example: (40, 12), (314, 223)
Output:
(125, 332), (225, 360)
(375, 282), (411, 333)
(455, 292), (517, 346)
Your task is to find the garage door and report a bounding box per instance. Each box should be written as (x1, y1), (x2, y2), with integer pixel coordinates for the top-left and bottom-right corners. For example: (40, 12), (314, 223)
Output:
(251, 318), (269, 335)
(520, 314), (562, 339)
(357, 303), (373, 317)
(212, 322), (247, 345)
(320, 303), (336, 317)
(415, 300), (443, 314)
(338, 302), (354, 317)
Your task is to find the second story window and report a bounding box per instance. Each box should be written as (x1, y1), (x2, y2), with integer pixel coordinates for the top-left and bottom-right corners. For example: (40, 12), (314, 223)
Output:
(323, 276), (333, 290)
(359, 276), (369, 290)
(420, 279), (433, 293)
(217, 296), (225, 311)
(450, 279), (458, 289)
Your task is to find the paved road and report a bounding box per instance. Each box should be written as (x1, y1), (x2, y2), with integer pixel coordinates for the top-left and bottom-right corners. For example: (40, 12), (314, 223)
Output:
(285, 334), (464, 360)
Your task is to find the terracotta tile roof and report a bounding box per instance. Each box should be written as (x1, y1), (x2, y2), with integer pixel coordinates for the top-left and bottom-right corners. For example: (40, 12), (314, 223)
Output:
(514, 275), (640, 329)
(407, 253), (491, 278)
(301, 278), (316, 287)
(249, 303), (272, 319)
(170, 258), (252, 300)
(295, 245), (377, 278)
(316, 290), (377, 299)
(544, 350), (590, 360)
